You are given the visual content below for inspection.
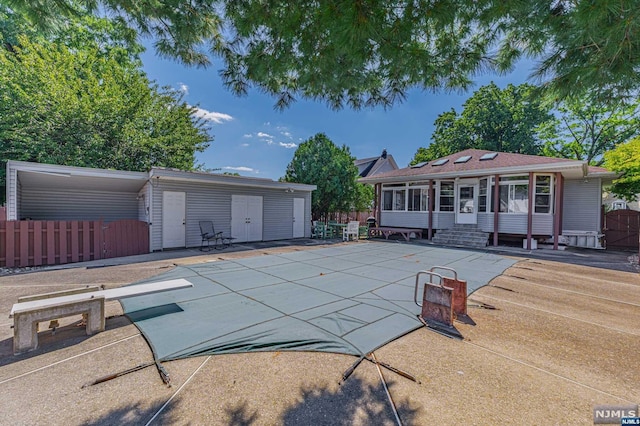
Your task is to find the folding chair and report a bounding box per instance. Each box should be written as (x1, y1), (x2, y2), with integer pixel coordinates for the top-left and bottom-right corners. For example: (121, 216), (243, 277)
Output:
(199, 221), (222, 251)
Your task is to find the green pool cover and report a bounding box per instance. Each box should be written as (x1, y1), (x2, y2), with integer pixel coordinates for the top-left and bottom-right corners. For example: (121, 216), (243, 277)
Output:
(120, 242), (517, 361)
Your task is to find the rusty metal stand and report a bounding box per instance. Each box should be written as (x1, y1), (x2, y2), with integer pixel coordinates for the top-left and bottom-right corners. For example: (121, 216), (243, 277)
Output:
(414, 270), (463, 339)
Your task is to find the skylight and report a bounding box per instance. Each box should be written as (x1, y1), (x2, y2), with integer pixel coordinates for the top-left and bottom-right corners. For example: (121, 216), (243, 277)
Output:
(410, 161), (428, 168)
(432, 159), (449, 166)
(479, 152), (498, 161)
(454, 155), (472, 164)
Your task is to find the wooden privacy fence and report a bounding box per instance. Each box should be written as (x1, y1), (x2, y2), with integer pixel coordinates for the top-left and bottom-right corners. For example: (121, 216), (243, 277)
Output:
(604, 209), (640, 250)
(0, 219), (149, 268)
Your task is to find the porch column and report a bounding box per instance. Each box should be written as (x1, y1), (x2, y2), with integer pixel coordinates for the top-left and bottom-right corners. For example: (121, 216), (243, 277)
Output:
(375, 183), (381, 226)
(493, 174), (500, 246)
(428, 180), (433, 240)
(553, 172), (563, 250)
(526, 172), (534, 249)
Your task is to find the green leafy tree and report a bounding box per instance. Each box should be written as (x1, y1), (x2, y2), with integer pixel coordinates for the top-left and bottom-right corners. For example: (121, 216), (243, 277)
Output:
(5, 1), (640, 108)
(604, 138), (640, 201)
(1, 5), (143, 65)
(1, 0), (220, 66)
(411, 83), (552, 164)
(283, 133), (369, 219)
(0, 36), (211, 200)
(539, 95), (640, 166)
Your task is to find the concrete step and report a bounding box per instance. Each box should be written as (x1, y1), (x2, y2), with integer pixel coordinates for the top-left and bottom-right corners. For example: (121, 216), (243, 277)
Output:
(432, 227), (489, 249)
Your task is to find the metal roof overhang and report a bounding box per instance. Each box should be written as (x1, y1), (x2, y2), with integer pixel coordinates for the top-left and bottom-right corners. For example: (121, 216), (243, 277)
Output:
(10, 161), (148, 193)
(359, 161), (595, 184)
(150, 168), (317, 192)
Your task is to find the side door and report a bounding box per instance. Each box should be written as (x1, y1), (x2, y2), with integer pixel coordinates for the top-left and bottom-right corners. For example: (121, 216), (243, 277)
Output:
(246, 195), (263, 242)
(231, 195), (247, 242)
(455, 184), (478, 225)
(292, 198), (305, 238)
(162, 191), (186, 248)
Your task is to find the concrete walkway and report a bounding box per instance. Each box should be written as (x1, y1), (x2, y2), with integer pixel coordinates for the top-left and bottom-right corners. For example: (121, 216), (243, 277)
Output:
(0, 240), (638, 425)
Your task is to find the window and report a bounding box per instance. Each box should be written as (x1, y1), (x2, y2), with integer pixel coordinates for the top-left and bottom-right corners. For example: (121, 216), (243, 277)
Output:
(478, 178), (488, 212)
(383, 191), (393, 211)
(454, 155), (472, 164)
(439, 181), (454, 212)
(499, 184), (528, 213)
(479, 152), (498, 161)
(382, 184), (406, 211)
(408, 188), (429, 211)
(535, 175), (552, 213)
(612, 201), (627, 210)
(432, 158), (449, 166)
(491, 175), (529, 213)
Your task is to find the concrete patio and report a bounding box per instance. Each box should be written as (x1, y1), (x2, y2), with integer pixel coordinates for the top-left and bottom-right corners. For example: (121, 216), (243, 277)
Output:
(0, 239), (638, 425)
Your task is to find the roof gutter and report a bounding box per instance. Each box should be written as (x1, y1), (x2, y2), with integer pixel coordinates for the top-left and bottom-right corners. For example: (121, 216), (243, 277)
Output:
(360, 161), (586, 184)
(149, 168), (316, 191)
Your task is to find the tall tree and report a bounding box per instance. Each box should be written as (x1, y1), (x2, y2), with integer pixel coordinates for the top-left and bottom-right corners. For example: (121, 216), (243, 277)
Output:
(0, 5), (143, 64)
(539, 95), (640, 166)
(411, 83), (552, 163)
(604, 138), (640, 201)
(283, 133), (370, 219)
(0, 35), (211, 200)
(5, 1), (640, 108)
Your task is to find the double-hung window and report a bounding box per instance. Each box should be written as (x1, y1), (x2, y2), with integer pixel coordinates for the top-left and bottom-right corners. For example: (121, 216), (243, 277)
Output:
(408, 182), (430, 211)
(534, 175), (553, 213)
(478, 178), (488, 212)
(439, 181), (454, 212)
(382, 184), (406, 211)
(491, 175), (529, 213)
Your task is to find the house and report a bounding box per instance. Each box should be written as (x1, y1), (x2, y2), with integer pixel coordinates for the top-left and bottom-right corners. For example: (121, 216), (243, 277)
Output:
(360, 149), (618, 249)
(6, 161), (316, 251)
(603, 192), (640, 211)
(355, 149), (399, 177)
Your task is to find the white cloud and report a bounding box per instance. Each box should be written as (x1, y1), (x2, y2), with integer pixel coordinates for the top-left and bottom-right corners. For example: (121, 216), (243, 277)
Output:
(192, 107), (233, 124)
(178, 83), (189, 94)
(243, 133), (253, 138)
(223, 166), (255, 172)
(240, 143), (250, 147)
(257, 132), (274, 139)
(279, 142), (298, 149)
(281, 131), (292, 138)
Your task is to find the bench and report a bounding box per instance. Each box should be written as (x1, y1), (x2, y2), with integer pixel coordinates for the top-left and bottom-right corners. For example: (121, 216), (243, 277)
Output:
(368, 227), (423, 242)
(10, 279), (193, 354)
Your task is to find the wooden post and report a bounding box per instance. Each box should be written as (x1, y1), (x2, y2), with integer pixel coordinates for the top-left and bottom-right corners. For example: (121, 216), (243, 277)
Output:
(527, 172), (534, 250)
(428, 180), (433, 240)
(493, 174), (500, 246)
(553, 172), (563, 250)
(375, 183), (381, 226)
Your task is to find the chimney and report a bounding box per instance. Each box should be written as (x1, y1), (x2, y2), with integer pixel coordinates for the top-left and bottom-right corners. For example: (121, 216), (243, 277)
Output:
(381, 149), (387, 159)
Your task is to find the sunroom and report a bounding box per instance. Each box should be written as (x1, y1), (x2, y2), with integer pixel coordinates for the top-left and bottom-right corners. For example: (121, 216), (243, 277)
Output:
(362, 149), (616, 249)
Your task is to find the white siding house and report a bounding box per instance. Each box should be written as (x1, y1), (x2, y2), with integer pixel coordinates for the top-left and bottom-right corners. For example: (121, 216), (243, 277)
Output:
(6, 161), (316, 251)
(361, 149), (617, 249)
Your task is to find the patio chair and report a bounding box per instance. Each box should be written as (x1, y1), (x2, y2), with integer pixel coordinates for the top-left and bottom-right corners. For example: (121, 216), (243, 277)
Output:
(199, 221), (235, 251)
(343, 221), (359, 241)
(311, 221), (324, 239)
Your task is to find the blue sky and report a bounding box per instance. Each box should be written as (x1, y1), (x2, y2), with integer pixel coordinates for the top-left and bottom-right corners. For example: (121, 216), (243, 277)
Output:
(141, 50), (533, 180)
